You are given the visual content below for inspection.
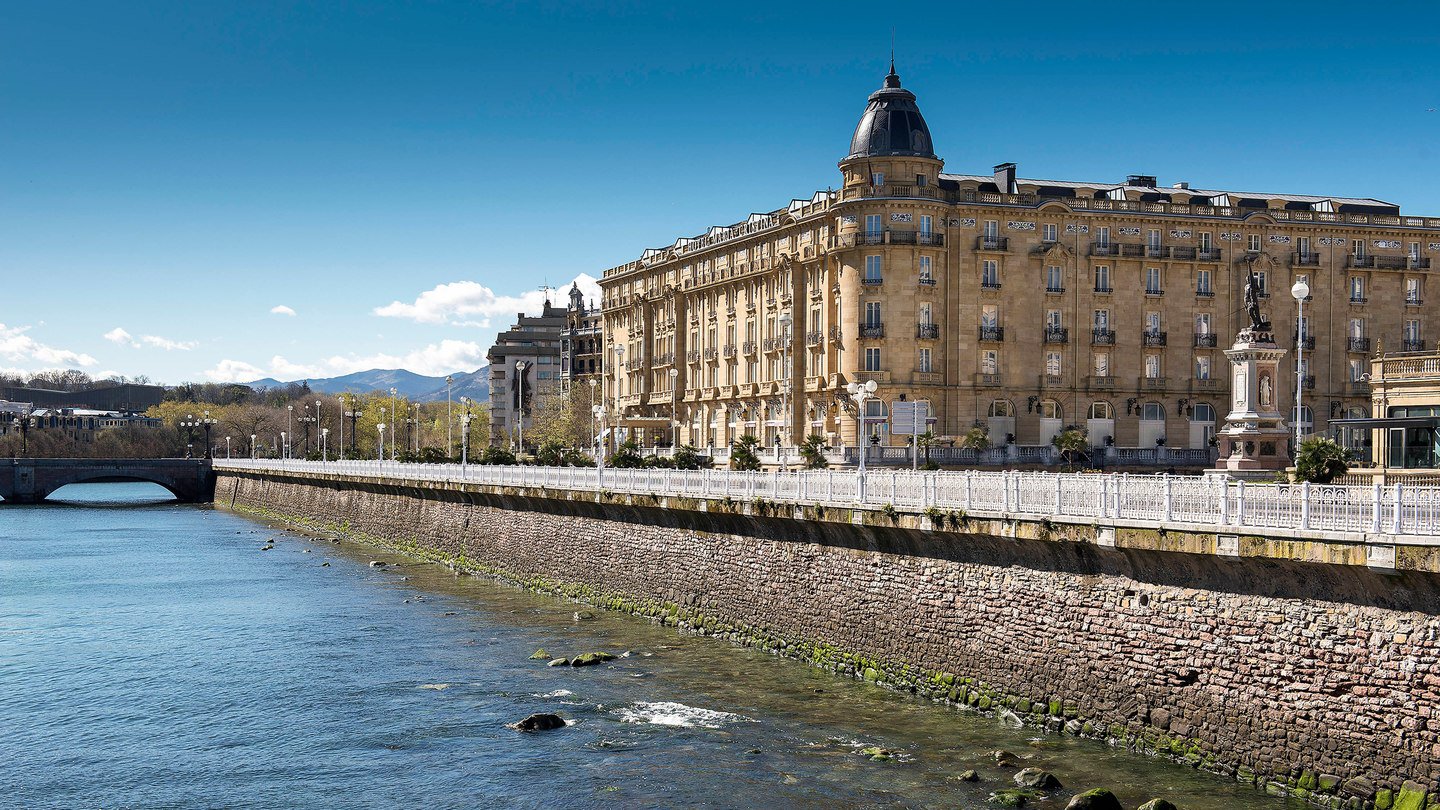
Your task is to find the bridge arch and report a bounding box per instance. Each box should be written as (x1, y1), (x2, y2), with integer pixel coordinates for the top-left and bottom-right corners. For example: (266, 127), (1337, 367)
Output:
(0, 460), (214, 505)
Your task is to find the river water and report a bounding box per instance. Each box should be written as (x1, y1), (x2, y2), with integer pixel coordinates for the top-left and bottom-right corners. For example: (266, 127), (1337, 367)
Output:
(3, 484), (1298, 809)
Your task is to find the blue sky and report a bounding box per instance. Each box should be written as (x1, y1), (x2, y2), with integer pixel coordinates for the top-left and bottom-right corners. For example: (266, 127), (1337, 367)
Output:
(3, 1), (1437, 384)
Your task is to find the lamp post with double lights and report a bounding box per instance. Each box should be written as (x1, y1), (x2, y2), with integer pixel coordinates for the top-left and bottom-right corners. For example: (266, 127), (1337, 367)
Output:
(389, 388), (398, 461)
(668, 368), (679, 452)
(459, 398), (474, 476)
(11, 407), (33, 457)
(514, 360), (527, 457)
(446, 374), (454, 458)
(344, 399), (362, 458)
(298, 406), (317, 457)
(1292, 277), (1311, 452)
(587, 379), (598, 455)
(286, 405), (294, 460)
(778, 311), (792, 471)
(612, 345), (626, 451)
(592, 404), (606, 484)
(845, 380), (879, 479)
(321, 427), (329, 462)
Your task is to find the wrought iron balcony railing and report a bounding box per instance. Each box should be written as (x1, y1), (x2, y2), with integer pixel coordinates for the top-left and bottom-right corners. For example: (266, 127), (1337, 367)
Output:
(917, 323), (939, 339)
(978, 326), (1005, 342)
(1143, 330), (1167, 347)
(1091, 328), (1115, 345)
(1043, 326), (1068, 344)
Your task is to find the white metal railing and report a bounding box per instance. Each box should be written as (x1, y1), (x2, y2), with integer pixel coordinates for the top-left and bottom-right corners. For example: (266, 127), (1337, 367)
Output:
(212, 459), (1440, 542)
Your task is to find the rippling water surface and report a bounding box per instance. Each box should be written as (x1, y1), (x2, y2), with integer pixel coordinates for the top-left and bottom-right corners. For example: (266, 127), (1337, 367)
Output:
(3, 483), (1299, 808)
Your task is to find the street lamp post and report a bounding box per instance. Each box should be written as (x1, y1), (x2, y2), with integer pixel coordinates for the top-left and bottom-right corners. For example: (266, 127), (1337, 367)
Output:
(587, 379), (598, 455)
(613, 345), (626, 451)
(12, 408), (32, 457)
(514, 360), (527, 458)
(337, 397), (346, 460)
(225, 436), (231, 459)
(250, 433), (257, 459)
(389, 388), (397, 461)
(377, 423), (386, 462)
(1292, 278), (1311, 452)
(298, 406), (316, 456)
(321, 427), (329, 462)
(344, 400), (362, 457)
(668, 367), (679, 452)
(459, 404), (473, 476)
(286, 405), (293, 460)
(592, 404), (606, 485)
(778, 311), (792, 471)
(446, 374), (454, 458)
(845, 380), (879, 480)
(280, 431), (288, 463)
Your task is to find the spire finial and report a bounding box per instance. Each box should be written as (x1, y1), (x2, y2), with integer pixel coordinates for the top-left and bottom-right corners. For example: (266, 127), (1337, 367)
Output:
(890, 27), (895, 74)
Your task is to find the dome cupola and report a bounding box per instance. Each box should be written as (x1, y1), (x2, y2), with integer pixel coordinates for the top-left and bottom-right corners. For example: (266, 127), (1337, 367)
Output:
(845, 61), (936, 161)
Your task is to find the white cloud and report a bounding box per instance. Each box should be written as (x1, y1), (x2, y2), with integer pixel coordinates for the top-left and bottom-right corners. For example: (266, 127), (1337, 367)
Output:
(140, 335), (198, 351)
(0, 323), (97, 368)
(103, 327), (134, 345)
(202, 340), (487, 383)
(374, 273), (601, 326)
(270, 305), (297, 316)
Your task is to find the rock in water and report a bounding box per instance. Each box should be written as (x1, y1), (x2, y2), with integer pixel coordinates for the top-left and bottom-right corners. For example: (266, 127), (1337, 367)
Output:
(991, 750), (1021, 768)
(1138, 801), (1177, 810)
(958, 770), (980, 782)
(511, 713), (566, 731)
(1065, 788), (1123, 810)
(369, 560), (385, 567)
(528, 648), (549, 660)
(1014, 768), (1062, 789)
(573, 611), (595, 622)
(570, 652), (617, 667)
(547, 658), (570, 667)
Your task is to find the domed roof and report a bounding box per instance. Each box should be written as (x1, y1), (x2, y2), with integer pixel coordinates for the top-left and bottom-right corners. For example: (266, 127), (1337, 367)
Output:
(845, 63), (936, 161)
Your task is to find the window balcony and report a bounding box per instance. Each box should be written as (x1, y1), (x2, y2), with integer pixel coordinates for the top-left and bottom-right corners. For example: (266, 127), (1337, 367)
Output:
(1196, 248), (1224, 262)
(1145, 287), (1164, 296)
(1045, 285), (1065, 294)
(1348, 337), (1371, 353)
(1038, 373), (1066, 388)
(804, 331), (823, 347)
(1091, 328), (1115, 345)
(1043, 326), (1069, 344)
(1087, 376), (1116, 389)
(1191, 378), (1221, 391)
(918, 277), (937, 286)
(860, 324), (885, 339)
(1407, 295), (1424, 307)
(916, 323), (939, 339)
(1300, 375), (1316, 390)
(1090, 241), (1117, 257)
(1141, 376), (1169, 390)
(974, 373), (1003, 387)
(1195, 288), (1214, 298)
(1194, 333), (1218, 348)
(1349, 255), (1410, 270)
(761, 338), (789, 352)
(981, 279), (1002, 290)
(1295, 335), (1315, 350)
(1142, 330), (1167, 347)
(1412, 257), (1432, 270)
(828, 326), (844, 342)
(1169, 246), (1197, 260)
(742, 341), (758, 355)
(704, 347), (719, 360)
(978, 326), (1005, 342)
(1403, 338), (1427, 352)
(862, 276), (884, 287)
(686, 350), (701, 363)
(856, 232), (885, 246)
(722, 344), (737, 358)
(1292, 252), (1321, 267)
(975, 236), (1009, 251)
(888, 229), (945, 246)
(1094, 284), (1113, 294)
(1350, 295), (1368, 305)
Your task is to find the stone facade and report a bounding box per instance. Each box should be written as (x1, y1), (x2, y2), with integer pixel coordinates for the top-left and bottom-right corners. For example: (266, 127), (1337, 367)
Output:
(598, 67), (1439, 457)
(219, 469), (1439, 801)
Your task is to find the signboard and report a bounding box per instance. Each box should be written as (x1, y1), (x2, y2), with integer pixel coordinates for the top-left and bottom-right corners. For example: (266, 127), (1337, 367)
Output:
(890, 400), (929, 436)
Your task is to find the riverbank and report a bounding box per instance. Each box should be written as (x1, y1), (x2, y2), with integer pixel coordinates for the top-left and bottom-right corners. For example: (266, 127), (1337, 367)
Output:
(217, 468), (1438, 805)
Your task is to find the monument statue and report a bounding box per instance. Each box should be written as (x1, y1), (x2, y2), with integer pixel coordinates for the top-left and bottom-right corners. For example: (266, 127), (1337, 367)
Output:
(1244, 269), (1266, 331)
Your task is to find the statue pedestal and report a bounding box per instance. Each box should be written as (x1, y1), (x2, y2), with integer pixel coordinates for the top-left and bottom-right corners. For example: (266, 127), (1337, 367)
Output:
(1215, 326), (1291, 478)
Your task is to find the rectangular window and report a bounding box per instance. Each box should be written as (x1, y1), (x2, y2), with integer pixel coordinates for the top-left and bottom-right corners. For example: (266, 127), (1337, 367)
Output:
(864, 301), (882, 327)
(919, 302), (933, 325)
(1145, 311), (1162, 334)
(1045, 352), (1062, 377)
(918, 255), (933, 282)
(1093, 309), (1110, 330)
(981, 350), (998, 375)
(1406, 319), (1422, 341)
(864, 214), (882, 236)
(1410, 241), (1421, 259)
(1350, 275), (1366, 302)
(1195, 313), (1211, 335)
(1145, 355), (1161, 379)
(1406, 277), (1422, 304)
(871, 172), (885, 186)
(1196, 355), (1212, 380)
(1045, 309), (1062, 329)
(1198, 232), (1212, 251)
(1043, 223), (1058, 242)
(1093, 352), (1110, 376)
(918, 348), (932, 373)
(1096, 226), (1111, 247)
(1297, 315), (1310, 340)
(1046, 265), (1063, 292)
(919, 215), (932, 235)
(1248, 234), (1261, 252)
(1354, 239), (1366, 259)
(864, 254), (883, 282)
(983, 220), (999, 238)
(864, 347), (882, 371)
(981, 304), (999, 329)
(1197, 269), (1212, 295)
(1255, 270), (1268, 296)
(1147, 229), (1161, 250)
(981, 260), (1000, 288)
(1094, 265), (1111, 292)
(1298, 236), (1311, 256)
(1350, 318), (1365, 340)
(1145, 266), (1163, 294)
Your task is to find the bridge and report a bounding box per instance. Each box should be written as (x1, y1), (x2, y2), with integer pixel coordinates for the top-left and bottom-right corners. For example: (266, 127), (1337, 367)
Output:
(0, 458), (215, 504)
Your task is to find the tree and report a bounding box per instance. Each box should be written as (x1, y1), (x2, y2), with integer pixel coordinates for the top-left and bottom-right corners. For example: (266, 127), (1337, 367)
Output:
(1051, 427), (1089, 471)
(479, 446), (516, 465)
(535, 439), (566, 466)
(527, 384), (590, 450)
(960, 426), (991, 451)
(798, 434), (829, 469)
(730, 434), (761, 471)
(672, 444), (709, 470)
(609, 439), (644, 468)
(1294, 436), (1351, 484)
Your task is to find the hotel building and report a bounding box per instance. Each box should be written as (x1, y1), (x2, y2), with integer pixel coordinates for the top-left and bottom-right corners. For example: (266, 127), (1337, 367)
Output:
(597, 65), (1439, 460)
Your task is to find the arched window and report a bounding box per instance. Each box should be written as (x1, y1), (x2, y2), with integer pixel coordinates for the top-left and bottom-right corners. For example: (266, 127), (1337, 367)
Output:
(988, 399), (1014, 418)
(1038, 400), (1062, 420)
(1087, 401), (1113, 420)
(1142, 402), (1165, 421)
(1191, 403), (1215, 423)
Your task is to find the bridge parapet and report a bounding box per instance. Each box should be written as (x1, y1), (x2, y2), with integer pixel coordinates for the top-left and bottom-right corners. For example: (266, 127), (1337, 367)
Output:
(1, 459), (215, 504)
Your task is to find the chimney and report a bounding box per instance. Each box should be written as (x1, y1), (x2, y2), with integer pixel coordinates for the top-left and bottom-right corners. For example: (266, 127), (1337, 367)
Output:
(993, 162), (1017, 194)
(1172, 182), (1190, 190)
(1127, 174), (1158, 188)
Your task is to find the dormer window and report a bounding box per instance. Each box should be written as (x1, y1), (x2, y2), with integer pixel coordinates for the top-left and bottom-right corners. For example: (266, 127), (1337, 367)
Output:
(915, 174), (927, 187)
(872, 172), (885, 187)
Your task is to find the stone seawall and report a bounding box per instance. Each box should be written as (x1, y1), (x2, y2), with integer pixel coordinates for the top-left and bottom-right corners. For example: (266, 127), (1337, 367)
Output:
(218, 471), (1440, 805)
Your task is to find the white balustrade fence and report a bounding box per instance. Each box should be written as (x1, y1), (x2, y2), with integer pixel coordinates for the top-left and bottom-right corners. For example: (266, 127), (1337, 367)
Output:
(213, 459), (1440, 542)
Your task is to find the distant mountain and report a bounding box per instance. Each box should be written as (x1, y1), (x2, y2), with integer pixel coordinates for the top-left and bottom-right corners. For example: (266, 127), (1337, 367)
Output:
(245, 367), (489, 403)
